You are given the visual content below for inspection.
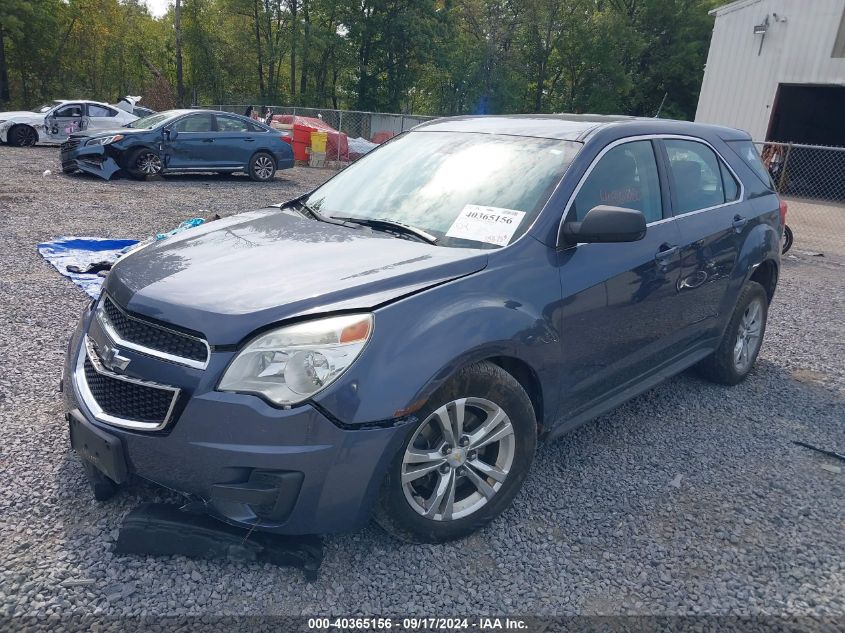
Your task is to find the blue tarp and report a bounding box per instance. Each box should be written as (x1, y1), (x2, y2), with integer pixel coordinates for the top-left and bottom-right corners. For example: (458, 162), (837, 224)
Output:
(37, 237), (139, 299)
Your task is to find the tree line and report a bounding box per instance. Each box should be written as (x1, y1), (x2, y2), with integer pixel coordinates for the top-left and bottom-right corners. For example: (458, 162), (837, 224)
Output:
(0, 0), (718, 119)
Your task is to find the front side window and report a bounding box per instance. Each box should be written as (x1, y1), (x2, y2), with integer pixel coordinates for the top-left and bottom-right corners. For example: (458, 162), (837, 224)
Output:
(171, 114), (214, 133)
(305, 131), (580, 249)
(54, 104), (83, 118)
(216, 116), (251, 132)
(88, 104), (118, 118)
(665, 139), (730, 214)
(571, 140), (663, 223)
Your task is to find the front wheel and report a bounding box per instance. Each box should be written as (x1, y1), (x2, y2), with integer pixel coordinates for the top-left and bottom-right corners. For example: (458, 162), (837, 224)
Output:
(125, 148), (163, 180)
(8, 124), (38, 147)
(374, 361), (537, 543)
(695, 281), (769, 385)
(249, 152), (276, 181)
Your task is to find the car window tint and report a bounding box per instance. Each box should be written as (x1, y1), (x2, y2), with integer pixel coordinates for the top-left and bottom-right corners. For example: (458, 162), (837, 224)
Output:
(54, 104), (83, 117)
(721, 161), (740, 201)
(572, 140), (662, 223)
(171, 114), (214, 133)
(216, 116), (251, 132)
(727, 140), (774, 189)
(665, 139), (726, 214)
(88, 104), (117, 117)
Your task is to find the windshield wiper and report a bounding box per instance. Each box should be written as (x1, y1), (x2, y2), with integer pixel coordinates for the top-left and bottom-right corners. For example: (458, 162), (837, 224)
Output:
(332, 217), (438, 245)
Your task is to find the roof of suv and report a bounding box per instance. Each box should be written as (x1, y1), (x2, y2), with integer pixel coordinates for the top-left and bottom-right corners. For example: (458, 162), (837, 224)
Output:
(414, 113), (750, 142)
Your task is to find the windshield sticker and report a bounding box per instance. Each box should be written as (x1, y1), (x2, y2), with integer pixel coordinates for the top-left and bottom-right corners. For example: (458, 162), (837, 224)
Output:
(445, 205), (526, 247)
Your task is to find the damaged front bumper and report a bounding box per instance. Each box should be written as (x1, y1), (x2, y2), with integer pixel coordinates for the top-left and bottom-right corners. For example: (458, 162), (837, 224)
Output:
(62, 302), (411, 535)
(60, 143), (122, 180)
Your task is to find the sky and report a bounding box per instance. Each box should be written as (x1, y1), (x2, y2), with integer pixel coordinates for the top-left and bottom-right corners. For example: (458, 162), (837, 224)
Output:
(143, 0), (171, 18)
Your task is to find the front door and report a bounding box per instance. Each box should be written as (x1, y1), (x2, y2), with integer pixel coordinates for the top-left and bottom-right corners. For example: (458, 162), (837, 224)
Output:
(163, 112), (219, 169)
(45, 103), (89, 142)
(557, 139), (686, 418)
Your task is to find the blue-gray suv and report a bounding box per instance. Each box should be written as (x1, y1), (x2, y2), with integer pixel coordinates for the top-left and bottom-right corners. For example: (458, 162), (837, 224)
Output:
(64, 115), (783, 543)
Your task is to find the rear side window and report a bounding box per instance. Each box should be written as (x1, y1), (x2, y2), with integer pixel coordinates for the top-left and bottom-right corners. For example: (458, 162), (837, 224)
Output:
(726, 140), (774, 189)
(720, 161), (739, 201)
(88, 104), (118, 117)
(665, 139), (734, 213)
(572, 140), (663, 223)
(216, 116), (251, 132)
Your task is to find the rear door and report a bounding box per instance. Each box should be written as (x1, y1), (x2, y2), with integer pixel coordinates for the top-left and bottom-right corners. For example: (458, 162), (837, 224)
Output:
(559, 138), (686, 417)
(163, 112), (219, 169)
(86, 104), (122, 133)
(212, 115), (259, 167)
(660, 137), (744, 340)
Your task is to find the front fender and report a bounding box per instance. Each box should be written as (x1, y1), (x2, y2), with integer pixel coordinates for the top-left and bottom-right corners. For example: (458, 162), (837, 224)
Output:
(313, 241), (563, 427)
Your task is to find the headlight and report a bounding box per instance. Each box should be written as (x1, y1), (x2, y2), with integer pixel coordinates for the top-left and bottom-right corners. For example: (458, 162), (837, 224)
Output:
(85, 134), (124, 146)
(218, 314), (373, 406)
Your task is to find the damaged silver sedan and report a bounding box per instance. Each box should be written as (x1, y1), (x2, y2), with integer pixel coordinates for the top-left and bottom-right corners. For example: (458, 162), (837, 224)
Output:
(0, 97), (142, 147)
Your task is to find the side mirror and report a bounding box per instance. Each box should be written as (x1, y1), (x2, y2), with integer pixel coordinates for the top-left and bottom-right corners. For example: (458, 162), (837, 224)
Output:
(164, 128), (177, 140)
(559, 205), (647, 247)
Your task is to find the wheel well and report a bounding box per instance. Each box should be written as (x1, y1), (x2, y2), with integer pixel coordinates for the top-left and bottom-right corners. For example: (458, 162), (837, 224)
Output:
(487, 356), (545, 433)
(750, 259), (778, 301)
(9, 123), (37, 138)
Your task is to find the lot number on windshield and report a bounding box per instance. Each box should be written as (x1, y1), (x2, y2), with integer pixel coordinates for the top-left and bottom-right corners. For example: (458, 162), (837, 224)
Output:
(446, 205), (526, 246)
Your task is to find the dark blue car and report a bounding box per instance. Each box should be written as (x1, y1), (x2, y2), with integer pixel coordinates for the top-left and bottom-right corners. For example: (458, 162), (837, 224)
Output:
(63, 115), (783, 543)
(60, 109), (294, 181)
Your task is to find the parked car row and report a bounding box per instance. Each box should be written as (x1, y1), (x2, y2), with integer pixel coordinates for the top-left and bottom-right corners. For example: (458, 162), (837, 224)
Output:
(0, 98), (294, 182)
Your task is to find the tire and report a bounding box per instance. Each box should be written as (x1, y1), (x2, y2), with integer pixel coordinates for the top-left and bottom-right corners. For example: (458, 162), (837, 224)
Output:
(782, 225), (794, 254)
(374, 361), (537, 543)
(249, 152), (276, 181)
(124, 147), (163, 180)
(695, 281), (768, 385)
(8, 124), (38, 147)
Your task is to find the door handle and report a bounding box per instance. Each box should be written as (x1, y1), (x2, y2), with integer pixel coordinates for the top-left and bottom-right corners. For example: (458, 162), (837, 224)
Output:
(655, 245), (678, 260)
(732, 214), (748, 231)
(244, 138), (255, 142)
(202, 139), (214, 143)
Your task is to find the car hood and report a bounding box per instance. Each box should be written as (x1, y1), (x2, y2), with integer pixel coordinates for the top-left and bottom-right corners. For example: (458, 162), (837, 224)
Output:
(0, 112), (41, 124)
(105, 208), (488, 345)
(71, 127), (147, 139)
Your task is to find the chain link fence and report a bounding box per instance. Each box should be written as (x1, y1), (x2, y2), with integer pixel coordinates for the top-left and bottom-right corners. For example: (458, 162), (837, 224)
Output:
(754, 141), (845, 257)
(197, 105), (435, 168)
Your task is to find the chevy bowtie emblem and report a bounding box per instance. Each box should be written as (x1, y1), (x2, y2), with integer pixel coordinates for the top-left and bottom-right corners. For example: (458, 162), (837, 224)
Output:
(100, 342), (131, 373)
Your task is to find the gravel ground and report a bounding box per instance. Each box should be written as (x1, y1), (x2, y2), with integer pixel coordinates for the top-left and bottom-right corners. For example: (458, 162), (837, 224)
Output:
(0, 146), (843, 625)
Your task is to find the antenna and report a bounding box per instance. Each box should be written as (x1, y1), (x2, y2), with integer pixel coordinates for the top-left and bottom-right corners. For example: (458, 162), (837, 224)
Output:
(655, 92), (668, 118)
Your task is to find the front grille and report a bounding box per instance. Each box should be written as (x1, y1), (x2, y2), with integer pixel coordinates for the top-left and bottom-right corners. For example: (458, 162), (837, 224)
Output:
(83, 357), (175, 425)
(61, 138), (82, 154)
(100, 296), (209, 365)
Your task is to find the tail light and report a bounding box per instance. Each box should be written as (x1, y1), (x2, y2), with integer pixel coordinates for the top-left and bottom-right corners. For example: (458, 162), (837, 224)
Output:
(778, 198), (788, 228)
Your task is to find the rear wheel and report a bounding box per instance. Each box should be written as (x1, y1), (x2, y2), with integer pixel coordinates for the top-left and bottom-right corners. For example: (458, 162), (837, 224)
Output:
(125, 148), (162, 180)
(696, 281), (768, 385)
(374, 361), (537, 543)
(249, 152), (276, 181)
(8, 124), (38, 147)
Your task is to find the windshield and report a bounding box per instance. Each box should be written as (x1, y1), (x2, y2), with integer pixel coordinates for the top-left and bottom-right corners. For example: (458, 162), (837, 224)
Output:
(305, 131), (579, 248)
(32, 102), (58, 113)
(126, 112), (174, 129)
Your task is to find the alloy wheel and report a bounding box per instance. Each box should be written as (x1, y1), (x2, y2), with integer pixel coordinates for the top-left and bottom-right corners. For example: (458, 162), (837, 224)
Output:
(16, 127), (37, 147)
(401, 397), (515, 522)
(136, 153), (162, 175)
(733, 297), (763, 373)
(253, 155), (274, 180)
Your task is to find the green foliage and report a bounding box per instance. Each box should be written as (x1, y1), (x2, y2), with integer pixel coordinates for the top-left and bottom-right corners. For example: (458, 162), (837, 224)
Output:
(0, 0), (718, 120)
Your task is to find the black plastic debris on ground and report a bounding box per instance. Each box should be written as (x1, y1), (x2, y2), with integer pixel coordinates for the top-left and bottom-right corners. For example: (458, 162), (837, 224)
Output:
(115, 503), (323, 581)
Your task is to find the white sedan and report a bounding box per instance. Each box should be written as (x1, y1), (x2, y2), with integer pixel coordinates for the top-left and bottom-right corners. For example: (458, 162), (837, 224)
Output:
(0, 97), (141, 146)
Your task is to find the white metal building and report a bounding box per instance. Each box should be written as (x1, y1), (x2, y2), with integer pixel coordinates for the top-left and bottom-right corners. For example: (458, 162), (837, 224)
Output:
(695, 0), (845, 145)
